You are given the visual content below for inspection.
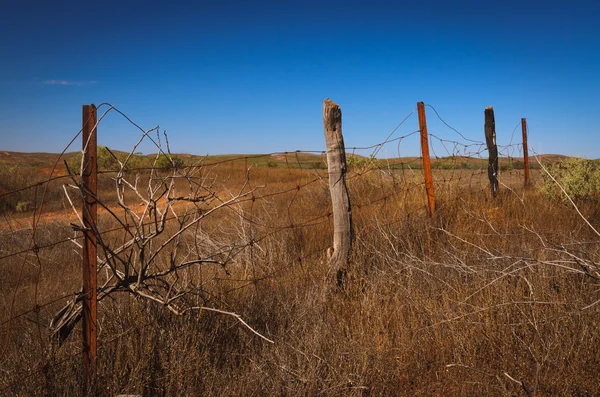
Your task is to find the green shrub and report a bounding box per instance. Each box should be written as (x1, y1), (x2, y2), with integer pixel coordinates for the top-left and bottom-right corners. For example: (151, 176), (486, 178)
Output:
(347, 155), (375, 171)
(15, 201), (31, 213)
(155, 154), (184, 170)
(67, 147), (149, 174)
(541, 157), (600, 202)
(432, 161), (453, 170)
(124, 153), (151, 171)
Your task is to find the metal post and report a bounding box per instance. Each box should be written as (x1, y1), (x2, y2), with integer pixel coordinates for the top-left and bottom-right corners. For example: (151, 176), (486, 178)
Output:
(82, 104), (98, 387)
(417, 102), (435, 216)
(521, 118), (530, 187)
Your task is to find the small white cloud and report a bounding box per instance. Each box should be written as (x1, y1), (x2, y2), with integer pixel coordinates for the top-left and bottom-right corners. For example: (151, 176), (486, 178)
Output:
(43, 80), (97, 86)
(44, 80), (70, 85)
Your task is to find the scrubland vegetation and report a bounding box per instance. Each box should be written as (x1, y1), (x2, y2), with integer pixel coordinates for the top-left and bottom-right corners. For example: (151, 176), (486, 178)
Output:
(1, 153), (599, 396)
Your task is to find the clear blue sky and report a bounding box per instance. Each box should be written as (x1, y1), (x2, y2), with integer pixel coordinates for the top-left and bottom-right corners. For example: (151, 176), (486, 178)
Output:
(1, 0), (599, 158)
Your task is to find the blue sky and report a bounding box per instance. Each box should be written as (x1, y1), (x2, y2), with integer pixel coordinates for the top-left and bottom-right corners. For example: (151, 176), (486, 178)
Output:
(1, 0), (599, 158)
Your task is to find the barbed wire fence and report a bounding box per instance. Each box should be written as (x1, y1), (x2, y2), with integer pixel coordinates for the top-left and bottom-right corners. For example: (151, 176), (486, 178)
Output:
(0, 100), (536, 394)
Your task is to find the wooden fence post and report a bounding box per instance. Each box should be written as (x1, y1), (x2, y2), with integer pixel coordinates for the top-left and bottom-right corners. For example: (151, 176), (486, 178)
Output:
(323, 99), (353, 286)
(82, 104), (98, 388)
(521, 118), (530, 187)
(417, 102), (435, 216)
(484, 106), (499, 197)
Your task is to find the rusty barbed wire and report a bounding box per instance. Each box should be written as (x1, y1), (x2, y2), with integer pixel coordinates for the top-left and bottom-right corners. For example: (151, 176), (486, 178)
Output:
(1, 102), (543, 393)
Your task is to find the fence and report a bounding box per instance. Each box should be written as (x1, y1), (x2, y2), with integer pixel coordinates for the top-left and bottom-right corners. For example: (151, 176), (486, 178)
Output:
(0, 100), (535, 394)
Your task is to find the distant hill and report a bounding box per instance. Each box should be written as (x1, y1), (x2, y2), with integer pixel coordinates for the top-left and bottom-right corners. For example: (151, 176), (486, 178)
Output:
(0, 150), (593, 171)
(0, 151), (78, 167)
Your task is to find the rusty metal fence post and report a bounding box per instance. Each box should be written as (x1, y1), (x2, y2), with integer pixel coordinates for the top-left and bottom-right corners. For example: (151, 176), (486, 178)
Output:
(82, 104), (98, 387)
(417, 102), (435, 216)
(521, 118), (530, 187)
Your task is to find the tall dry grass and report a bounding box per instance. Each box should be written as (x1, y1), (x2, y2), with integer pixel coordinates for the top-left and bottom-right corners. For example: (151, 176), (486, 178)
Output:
(1, 162), (599, 396)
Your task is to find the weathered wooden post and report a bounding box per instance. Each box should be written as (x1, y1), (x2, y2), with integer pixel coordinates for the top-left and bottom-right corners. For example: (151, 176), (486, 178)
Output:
(82, 104), (98, 387)
(484, 106), (499, 197)
(323, 99), (353, 286)
(521, 118), (530, 187)
(417, 102), (435, 216)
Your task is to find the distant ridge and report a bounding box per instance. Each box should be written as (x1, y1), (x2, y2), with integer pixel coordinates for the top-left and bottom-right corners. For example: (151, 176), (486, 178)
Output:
(0, 150), (593, 170)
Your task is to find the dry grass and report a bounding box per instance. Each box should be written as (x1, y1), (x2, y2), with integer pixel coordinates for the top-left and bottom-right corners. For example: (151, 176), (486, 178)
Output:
(1, 160), (600, 396)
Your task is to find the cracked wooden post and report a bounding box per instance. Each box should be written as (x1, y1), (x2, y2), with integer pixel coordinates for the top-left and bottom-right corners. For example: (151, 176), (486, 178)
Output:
(417, 102), (435, 216)
(323, 98), (353, 287)
(82, 104), (98, 388)
(485, 106), (499, 197)
(521, 118), (530, 187)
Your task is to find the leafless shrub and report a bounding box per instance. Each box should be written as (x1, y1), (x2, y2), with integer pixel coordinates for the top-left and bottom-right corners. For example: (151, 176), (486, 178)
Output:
(51, 130), (274, 349)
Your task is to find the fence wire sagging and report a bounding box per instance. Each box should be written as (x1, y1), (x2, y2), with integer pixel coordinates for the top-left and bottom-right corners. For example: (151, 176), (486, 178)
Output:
(0, 102), (539, 393)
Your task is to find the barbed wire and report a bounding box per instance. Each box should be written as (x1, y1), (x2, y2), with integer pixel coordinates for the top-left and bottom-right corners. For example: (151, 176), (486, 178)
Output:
(0, 102), (545, 393)
(0, 174), (73, 200)
(425, 104), (482, 144)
